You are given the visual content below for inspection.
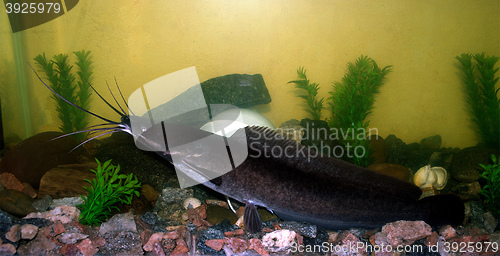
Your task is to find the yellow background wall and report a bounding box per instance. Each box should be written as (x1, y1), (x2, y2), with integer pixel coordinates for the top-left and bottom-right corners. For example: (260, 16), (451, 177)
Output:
(1, 0), (499, 148)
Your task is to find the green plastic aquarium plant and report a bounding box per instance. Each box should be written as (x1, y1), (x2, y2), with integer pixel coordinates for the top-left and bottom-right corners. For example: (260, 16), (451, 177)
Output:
(77, 159), (141, 226)
(34, 50), (94, 142)
(456, 53), (499, 149)
(479, 155), (500, 218)
(328, 55), (392, 167)
(288, 67), (325, 120)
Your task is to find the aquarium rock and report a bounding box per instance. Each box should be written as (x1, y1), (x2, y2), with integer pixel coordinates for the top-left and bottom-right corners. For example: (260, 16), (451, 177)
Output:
(0, 189), (35, 217)
(277, 221), (317, 238)
(420, 135), (442, 150)
(373, 220), (432, 248)
(261, 229), (296, 253)
(99, 212), (137, 235)
(32, 195), (52, 212)
(0, 131), (85, 189)
(483, 212), (497, 233)
(450, 146), (498, 182)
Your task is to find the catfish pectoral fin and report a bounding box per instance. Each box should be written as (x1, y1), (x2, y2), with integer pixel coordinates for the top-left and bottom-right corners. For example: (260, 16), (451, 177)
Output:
(244, 201), (262, 233)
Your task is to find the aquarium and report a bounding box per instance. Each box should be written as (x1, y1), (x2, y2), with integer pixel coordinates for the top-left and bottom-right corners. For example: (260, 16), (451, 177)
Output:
(0, 1), (499, 255)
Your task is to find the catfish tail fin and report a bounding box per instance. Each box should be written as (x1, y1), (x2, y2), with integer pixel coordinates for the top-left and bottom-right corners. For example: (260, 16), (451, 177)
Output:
(419, 194), (465, 227)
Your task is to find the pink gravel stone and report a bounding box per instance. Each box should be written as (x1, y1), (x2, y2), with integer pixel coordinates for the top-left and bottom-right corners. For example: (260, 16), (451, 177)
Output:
(143, 232), (163, 252)
(20, 224), (38, 240)
(205, 239), (224, 251)
(76, 238), (99, 256)
(0, 243), (16, 256)
(5, 224), (20, 243)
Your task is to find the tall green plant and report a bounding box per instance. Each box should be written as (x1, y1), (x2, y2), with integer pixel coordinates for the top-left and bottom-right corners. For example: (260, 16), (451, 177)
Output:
(288, 67), (325, 120)
(456, 53), (499, 148)
(328, 55), (392, 166)
(34, 50), (94, 142)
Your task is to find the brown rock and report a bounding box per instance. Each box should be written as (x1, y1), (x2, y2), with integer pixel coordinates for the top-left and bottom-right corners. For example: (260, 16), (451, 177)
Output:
(22, 182), (37, 198)
(16, 226), (58, 255)
(20, 224), (38, 240)
(0, 243), (16, 256)
(163, 231), (180, 240)
(378, 220), (432, 247)
(38, 162), (97, 198)
(205, 239), (224, 251)
(439, 225), (456, 240)
(425, 231), (439, 247)
(51, 221), (67, 236)
(5, 224), (20, 243)
(76, 238), (99, 256)
(224, 237), (248, 254)
(0, 173), (24, 191)
(140, 229), (153, 246)
(143, 232), (163, 252)
(153, 242), (165, 256)
(0, 189), (36, 217)
(0, 132), (86, 189)
(367, 163), (412, 182)
(369, 134), (387, 164)
(249, 238), (269, 255)
(171, 238), (189, 255)
(141, 184), (159, 202)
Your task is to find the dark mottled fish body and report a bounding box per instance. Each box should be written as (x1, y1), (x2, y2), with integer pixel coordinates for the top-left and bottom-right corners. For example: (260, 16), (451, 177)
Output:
(137, 123), (464, 231)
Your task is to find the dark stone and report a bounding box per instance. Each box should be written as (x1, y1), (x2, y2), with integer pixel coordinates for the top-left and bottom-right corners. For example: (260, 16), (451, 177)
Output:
(201, 73), (271, 108)
(0, 132), (85, 188)
(32, 195), (52, 212)
(428, 152), (453, 170)
(420, 135), (442, 150)
(468, 201), (486, 227)
(450, 147), (499, 182)
(202, 227), (225, 240)
(369, 135), (387, 164)
(0, 189), (36, 217)
(386, 134), (410, 166)
(140, 212), (158, 225)
(385, 134), (439, 172)
(302, 227), (329, 249)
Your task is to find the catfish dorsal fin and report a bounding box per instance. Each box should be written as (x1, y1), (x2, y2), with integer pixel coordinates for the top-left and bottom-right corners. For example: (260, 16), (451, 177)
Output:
(244, 201), (262, 233)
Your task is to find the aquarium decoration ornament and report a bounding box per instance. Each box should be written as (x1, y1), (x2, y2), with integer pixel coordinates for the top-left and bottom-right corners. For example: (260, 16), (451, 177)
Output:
(78, 158), (141, 226)
(34, 50), (94, 142)
(456, 53), (500, 149)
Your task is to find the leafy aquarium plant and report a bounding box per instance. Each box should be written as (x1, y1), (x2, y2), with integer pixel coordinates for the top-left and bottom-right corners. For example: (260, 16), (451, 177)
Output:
(34, 50), (94, 142)
(456, 53), (499, 149)
(78, 159), (141, 226)
(479, 155), (500, 218)
(288, 67), (325, 120)
(328, 55), (392, 167)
